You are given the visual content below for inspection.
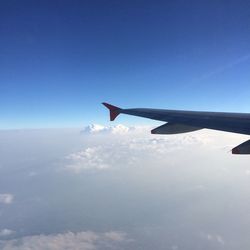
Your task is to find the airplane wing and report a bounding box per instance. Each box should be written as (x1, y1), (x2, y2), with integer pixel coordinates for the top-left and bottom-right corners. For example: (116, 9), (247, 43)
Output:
(102, 102), (250, 154)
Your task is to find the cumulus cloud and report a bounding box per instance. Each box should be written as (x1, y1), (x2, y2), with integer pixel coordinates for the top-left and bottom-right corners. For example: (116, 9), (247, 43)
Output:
(0, 229), (15, 237)
(66, 126), (215, 173)
(202, 233), (225, 246)
(81, 124), (131, 134)
(65, 124), (250, 174)
(103, 231), (127, 241)
(0, 230), (128, 250)
(65, 146), (111, 172)
(0, 194), (14, 204)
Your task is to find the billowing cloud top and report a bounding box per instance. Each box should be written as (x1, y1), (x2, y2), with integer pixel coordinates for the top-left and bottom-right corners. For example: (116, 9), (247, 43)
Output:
(81, 124), (148, 135)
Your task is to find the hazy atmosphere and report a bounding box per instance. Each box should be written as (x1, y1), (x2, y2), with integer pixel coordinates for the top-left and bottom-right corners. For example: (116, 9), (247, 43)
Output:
(0, 126), (250, 249)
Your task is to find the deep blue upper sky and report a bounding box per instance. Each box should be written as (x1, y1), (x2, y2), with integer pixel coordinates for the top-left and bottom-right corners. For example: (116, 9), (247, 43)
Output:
(1, 0), (250, 128)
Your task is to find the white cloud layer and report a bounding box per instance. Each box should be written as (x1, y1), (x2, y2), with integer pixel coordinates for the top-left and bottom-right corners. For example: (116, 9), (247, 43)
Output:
(0, 231), (128, 250)
(1, 126), (250, 250)
(66, 125), (233, 173)
(0, 194), (14, 204)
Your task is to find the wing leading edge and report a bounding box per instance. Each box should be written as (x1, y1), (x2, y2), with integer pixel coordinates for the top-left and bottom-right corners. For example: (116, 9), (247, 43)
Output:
(102, 102), (250, 154)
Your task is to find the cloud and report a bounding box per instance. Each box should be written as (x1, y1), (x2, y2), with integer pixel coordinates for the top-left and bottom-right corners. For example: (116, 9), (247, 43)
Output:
(103, 231), (127, 241)
(65, 146), (111, 172)
(0, 194), (14, 204)
(81, 124), (131, 135)
(65, 126), (215, 173)
(81, 124), (107, 134)
(203, 233), (225, 246)
(0, 127), (249, 250)
(0, 229), (15, 237)
(0, 231), (128, 250)
(216, 235), (225, 245)
(65, 124), (249, 174)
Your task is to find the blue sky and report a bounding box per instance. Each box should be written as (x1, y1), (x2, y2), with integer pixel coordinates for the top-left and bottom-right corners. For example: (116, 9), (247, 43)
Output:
(1, 0), (250, 128)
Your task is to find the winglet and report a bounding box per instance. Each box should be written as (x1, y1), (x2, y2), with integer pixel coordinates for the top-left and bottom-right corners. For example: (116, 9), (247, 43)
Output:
(102, 102), (121, 121)
(231, 139), (250, 154)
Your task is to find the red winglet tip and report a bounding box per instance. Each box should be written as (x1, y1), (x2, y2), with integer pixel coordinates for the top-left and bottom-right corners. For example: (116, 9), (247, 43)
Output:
(102, 102), (121, 121)
(232, 147), (240, 154)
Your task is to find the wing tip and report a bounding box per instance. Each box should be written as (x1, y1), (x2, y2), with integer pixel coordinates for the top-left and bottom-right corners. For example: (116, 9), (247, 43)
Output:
(232, 147), (240, 154)
(102, 102), (121, 121)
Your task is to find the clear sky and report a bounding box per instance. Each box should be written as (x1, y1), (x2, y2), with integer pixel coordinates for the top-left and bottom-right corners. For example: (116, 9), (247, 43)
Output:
(1, 0), (250, 128)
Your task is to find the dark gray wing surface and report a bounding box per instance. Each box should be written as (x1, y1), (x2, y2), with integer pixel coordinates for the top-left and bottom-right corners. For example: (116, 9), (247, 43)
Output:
(122, 108), (250, 135)
(102, 103), (250, 154)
